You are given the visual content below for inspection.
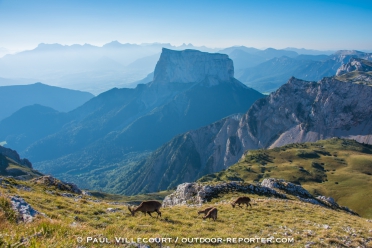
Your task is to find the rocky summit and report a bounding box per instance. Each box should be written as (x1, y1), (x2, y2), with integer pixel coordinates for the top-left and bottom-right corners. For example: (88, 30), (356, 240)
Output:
(152, 48), (234, 85)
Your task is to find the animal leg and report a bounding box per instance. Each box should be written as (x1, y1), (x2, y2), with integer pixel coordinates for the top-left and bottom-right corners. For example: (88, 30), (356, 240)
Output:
(156, 209), (161, 218)
(147, 212), (153, 217)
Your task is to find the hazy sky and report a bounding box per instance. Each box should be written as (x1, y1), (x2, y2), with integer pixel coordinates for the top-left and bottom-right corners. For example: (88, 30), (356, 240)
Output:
(1, 0), (371, 51)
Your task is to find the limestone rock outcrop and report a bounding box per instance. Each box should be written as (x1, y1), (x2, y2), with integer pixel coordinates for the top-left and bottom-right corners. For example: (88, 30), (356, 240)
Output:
(163, 178), (358, 215)
(10, 196), (39, 222)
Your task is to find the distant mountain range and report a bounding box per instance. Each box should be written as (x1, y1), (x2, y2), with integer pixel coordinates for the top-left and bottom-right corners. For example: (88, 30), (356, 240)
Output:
(0, 83), (94, 121)
(237, 50), (372, 93)
(0, 49), (263, 191)
(116, 70), (372, 195)
(0, 42), (219, 94)
(1, 41), (357, 95)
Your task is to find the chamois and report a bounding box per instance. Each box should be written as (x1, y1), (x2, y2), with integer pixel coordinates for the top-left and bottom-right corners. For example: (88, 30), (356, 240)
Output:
(202, 207), (217, 221)
(128, 200), (162, 218)
(197, 207), (213, 216)
(231, 196), (252, 208)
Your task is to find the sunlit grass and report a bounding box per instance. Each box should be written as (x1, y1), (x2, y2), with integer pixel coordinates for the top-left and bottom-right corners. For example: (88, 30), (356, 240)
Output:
(198, 138), (372, 218)
(0, 178), (371, 247)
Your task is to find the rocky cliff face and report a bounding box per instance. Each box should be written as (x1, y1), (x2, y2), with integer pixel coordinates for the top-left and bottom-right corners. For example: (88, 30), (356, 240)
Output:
(336, 58), (372, 76)
(153, 48), (234, 85)
(125, 76), (372, 194)
(246, 76), (372, 148)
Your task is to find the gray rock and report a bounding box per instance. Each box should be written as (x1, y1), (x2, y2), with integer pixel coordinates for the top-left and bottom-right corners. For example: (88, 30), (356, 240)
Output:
(106, 208), (121, 213)
(163, 178), (359, 215)
(124, 243), (150, 248)
(60, 193), (74, 198)
(261, 178), (313, 198)
(10, 196), (39, 222)
(163, 180), (287, 207)
(82, 190), (92, 196)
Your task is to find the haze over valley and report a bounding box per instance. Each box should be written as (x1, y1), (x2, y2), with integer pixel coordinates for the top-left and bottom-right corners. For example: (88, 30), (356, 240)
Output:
(1, 1), (372, 246)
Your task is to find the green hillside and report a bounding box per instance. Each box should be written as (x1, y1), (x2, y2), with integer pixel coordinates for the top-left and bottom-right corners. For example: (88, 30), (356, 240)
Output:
(198, 138), (372, 218)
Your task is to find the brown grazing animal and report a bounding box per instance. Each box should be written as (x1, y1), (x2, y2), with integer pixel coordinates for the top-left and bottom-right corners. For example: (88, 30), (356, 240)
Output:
(231, 196), (252, 208)
(202, 207), (217, 221)
(197, 207), (213, 216)
(128, 200), (162, 218)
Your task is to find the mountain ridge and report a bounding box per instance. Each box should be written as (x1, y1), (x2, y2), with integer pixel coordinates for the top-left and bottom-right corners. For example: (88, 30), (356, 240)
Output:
(119, 75), (372, 195)
(0, 83), (93, 121)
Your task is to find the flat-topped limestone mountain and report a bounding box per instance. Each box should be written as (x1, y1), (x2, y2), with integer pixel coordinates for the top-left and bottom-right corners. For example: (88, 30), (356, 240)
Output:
(153, 48), (233, 84)
(2, 49), (262, 191)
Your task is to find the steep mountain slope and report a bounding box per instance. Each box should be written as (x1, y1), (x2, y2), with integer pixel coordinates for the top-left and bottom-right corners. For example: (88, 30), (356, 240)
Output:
(122, 75), (372, 195)
(9, 49), (263, 190)
(0, 83), (93, 121)
(238, 50), (372, 93)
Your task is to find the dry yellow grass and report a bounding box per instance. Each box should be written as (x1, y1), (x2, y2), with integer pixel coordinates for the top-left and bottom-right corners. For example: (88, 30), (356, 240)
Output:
(1, 179), (371, 247)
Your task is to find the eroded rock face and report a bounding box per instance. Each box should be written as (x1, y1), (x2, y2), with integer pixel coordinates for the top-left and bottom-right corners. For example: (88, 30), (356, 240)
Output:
(153, 48), (234, 85)
(10, 196), (39, 222)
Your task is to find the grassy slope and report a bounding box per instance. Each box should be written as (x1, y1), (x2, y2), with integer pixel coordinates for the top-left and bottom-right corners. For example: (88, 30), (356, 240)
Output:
(198, 138), (372, 218)
(335, 71), (372, 85)
(0, 155), (43, 179)
(1, 177), (371, 247)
